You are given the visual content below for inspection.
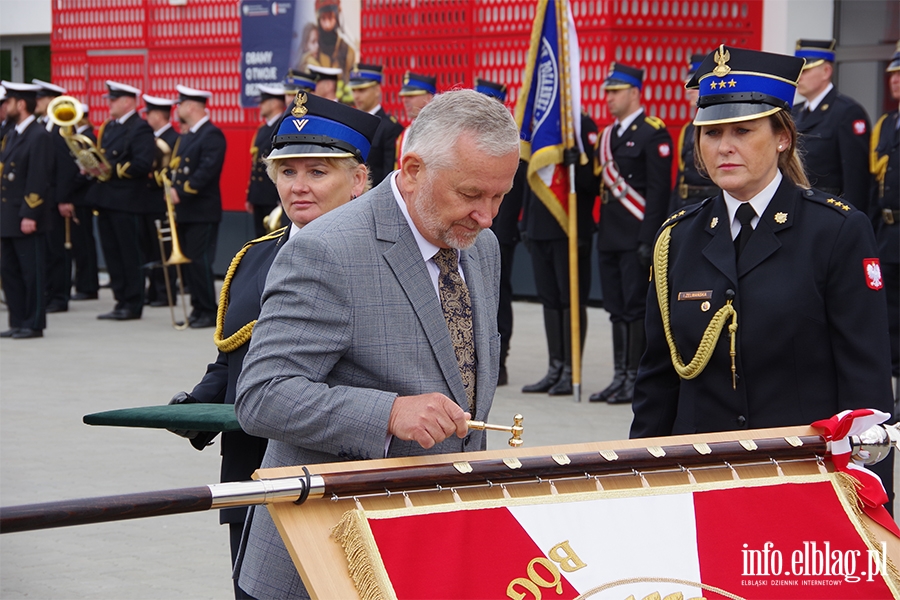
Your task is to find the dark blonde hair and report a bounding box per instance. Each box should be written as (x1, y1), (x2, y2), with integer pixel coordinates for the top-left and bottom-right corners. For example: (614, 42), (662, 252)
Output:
(693, 109), (810, 189)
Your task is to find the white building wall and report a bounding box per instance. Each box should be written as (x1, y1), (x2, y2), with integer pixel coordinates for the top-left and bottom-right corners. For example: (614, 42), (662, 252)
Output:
(762, 0), (834, 56)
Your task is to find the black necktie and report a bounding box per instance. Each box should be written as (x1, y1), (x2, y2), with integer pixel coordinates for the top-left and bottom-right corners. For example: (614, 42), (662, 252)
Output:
(734, 203), (756, 260)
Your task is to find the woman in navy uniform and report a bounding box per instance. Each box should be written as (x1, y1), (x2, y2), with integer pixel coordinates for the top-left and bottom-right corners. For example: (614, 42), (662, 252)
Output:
(168, 92), (379, 599)
(0, 82), (53, 338)
(631, 47), (894, 504)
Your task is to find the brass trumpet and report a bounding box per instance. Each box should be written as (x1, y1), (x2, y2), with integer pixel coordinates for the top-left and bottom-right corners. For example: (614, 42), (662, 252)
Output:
(155, 171), (191, 330)
(264, 205), (283, 233)
(47, 95), (112, 182)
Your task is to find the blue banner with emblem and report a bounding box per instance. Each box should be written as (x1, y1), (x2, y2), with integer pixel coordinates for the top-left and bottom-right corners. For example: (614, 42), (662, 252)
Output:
(514, 0), (583, 234)
(239, 0), (302, 107)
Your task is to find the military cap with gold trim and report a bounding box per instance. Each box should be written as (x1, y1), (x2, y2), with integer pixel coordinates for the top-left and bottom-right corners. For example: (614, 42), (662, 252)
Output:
(256, 84), (286, 102)
(1, 81), (42, 100)
(142, 94), (176, 113)
(283, 70), (316, 94)
(176, 84), (212, 104)
(794, 39), (835, 70)
(603, 62), (644, 90)
(308, 64), (342, 82)
(685, 53), (705, 82)
(32, 79), (66, 98)
(268, 92), (380, 163)
(888, 41), (900, 73)
(348, 64), (383, 89)
(474, 77), (507, 102)
(103, 80), (141, 99)
(399, 71), (436, 97)
(686, 45), (804, 126)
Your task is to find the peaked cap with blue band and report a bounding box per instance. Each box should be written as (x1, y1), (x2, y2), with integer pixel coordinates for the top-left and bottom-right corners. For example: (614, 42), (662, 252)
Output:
(474, 77), (507, 102)
(399, 71), (436, 96)
(603, 62), (644, 90)
(686, 45), (805, 126)
(795, 39), (835, 70)
(888, 41), (900, 73)
(268, 91), (380, 163)
(349, 64), (383, 89)
(283, 70), (316, 94)
(686, 53), (706, 82)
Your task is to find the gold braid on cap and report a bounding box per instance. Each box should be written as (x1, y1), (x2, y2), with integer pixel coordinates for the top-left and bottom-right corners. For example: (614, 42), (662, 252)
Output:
(653, 223), (739, 387)
(213, 227), (287, 353)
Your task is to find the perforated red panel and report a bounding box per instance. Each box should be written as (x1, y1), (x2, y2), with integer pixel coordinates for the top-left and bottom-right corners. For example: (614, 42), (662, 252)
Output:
(146, 0), (241, 48)
(52, 0), (147, 51)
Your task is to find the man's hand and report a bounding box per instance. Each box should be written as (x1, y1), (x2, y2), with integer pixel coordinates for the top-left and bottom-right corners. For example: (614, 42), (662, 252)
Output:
(20, 218), (37, 235)
(169, 188), (180, 205)
(245, 201), (253, 214)
(388, 393), (470, 449)
(58, 203), (75, 218)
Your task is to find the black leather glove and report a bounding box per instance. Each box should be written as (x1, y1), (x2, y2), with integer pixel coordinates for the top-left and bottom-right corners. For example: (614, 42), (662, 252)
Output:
(167, 391), (216, 450)
(636, 242), (652, 271)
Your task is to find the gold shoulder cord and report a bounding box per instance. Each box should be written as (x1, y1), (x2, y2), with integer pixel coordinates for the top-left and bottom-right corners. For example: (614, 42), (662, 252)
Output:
(654, 223), (740, 388)
(213, 228), (286, 353)
(871, 114), (888, 183)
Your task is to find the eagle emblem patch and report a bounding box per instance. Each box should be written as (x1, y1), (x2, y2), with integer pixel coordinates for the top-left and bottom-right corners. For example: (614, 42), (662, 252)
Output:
(864, 258), (883, 290)
(853, 120), (866, 135)
(658, 143), (671, 157)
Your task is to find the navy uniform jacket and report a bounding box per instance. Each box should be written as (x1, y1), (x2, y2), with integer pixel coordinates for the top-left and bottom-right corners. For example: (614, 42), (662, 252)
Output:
(522, 113), (599, 242)
(595, 112), (673, 251)
(0, 119), (52, 237)
(793, 87), (871, 214)
(246, 119), (280, 209)
(872, 110), (899, 265)
(51, 123), (96, 208)
(187, 228), (284, 522)
(670, 122), (719, 211)
(86, 113), (159, 214)
(367, 106), (404, 186)
(169, 120), (226, 224)
(631, 180), (893, 437)
(491, 159), (526, 246)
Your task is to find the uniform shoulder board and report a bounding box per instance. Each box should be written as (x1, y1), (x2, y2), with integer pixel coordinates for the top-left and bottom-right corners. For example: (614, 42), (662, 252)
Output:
(660, 197), (710, 228)
(389, 115), (398, 123)
(644, 115), (666, 130)
(802, 188), (856, 216)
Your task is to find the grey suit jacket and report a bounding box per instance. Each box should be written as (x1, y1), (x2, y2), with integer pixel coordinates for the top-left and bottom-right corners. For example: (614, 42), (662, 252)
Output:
(234, 176), (501, 599)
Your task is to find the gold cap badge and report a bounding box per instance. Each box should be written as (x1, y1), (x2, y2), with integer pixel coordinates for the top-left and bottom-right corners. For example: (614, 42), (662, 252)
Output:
(713, 44), (732, 78)
(291, 92), (308, 117)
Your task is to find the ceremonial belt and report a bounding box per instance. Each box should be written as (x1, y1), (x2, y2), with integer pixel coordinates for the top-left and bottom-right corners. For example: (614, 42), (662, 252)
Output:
(678, 183), (719, 200)
(598, 124), (645, 221)
(883, 209), (899, 225)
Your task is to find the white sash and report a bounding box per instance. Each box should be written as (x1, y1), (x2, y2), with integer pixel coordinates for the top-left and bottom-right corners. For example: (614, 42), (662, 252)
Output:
(598, 124), (646, 221)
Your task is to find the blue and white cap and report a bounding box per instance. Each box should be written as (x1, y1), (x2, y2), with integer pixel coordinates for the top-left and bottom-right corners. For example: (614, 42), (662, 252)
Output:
(474, 78), (507, 102)
(268, 92), (381, 163)
(603, 62), (644, 90)
(794, 39), (835, 70)
(349, 64), (383, 89)
(399, 71), (436, 96)
(687, 45), (804, 126)
(888, 41), (900, 73)
(283, 70), (316, 94)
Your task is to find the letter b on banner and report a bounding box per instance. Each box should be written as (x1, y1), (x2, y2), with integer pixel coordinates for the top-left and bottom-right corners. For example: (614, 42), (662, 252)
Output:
(507, 541), (586, 600)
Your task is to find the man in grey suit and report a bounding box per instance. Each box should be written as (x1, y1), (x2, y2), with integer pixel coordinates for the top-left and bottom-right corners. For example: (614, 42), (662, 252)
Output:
(234, 89), (520, 599)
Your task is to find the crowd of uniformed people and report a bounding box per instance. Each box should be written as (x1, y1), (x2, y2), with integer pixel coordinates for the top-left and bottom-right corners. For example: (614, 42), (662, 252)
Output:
(1, 38), (898, 598)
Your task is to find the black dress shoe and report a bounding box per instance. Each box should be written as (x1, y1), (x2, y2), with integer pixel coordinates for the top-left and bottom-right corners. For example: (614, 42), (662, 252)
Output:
(149, 299), (170, 307)
(72, 291), (99, 301)
(46, 303), (68, 313)
(12, 328), (43, 339)
(189, 314), (215, 329)
(97, 309), (141, 321)
(1, 328), (20, 338)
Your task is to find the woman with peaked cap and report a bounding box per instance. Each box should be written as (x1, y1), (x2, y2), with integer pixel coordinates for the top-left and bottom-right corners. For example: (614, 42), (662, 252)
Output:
(167, 91), (380, 599)
(630, 46), (894, 504)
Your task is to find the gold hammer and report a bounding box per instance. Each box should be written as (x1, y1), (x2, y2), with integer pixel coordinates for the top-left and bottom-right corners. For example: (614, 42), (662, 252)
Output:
(466, 414), (524, 447)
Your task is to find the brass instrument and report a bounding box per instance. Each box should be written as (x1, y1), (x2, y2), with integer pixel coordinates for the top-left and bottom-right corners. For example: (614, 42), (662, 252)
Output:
(47, 95), (112, 182)
(264, 204), (283, 233)
(155, 171), (191, 330)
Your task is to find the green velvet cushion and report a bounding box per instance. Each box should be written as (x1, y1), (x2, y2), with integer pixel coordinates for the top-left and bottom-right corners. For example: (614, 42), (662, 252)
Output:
(83, 404), (241, 432)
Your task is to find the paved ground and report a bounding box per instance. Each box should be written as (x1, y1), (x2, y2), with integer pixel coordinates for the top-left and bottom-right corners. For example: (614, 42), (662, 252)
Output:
(0, 290), (896, 598)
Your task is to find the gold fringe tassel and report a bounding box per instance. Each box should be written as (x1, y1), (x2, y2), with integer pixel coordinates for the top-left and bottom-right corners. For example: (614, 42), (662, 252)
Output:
(331, 510), (395, 600)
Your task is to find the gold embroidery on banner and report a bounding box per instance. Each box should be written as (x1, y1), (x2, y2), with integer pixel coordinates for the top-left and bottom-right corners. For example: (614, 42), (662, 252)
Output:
(739, 439), (758, 451)
(647, 446), (666, 458)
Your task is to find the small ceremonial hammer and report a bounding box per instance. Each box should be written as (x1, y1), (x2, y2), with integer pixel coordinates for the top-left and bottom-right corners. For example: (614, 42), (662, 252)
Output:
(466, 414), (524, 447)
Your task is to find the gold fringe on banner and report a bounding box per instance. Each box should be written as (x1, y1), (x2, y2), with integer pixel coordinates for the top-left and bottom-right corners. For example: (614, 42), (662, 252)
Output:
(331, 510), (397, 600)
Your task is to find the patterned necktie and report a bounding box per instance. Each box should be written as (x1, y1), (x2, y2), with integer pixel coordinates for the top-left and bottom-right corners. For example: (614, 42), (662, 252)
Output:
(433, 248), (476, 411)
(734, 202), (756, 261)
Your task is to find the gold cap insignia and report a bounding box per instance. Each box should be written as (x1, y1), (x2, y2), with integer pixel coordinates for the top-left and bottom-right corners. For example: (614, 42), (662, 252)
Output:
(710, 217), (719, 228)
(403, 73), (410, 85)
(291, 92), (308, 117)
(713, 44), (731, 78)
(774, 212), (788, 224)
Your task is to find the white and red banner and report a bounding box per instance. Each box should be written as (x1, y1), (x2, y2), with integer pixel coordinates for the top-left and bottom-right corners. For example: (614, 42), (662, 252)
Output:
(336, 476), (897, 599)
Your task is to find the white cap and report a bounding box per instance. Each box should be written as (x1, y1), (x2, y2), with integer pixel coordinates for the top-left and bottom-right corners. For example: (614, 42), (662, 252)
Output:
(141, 94), (177, 109)
(32, 79), (67, 95)
(0, 86), (6, 101)
(81, 103), (89, 114)
(257, 83), (286, 97)
(308, 65), (342, 79)
(176, 84), (212, 103)
(104, 80), (142, 98)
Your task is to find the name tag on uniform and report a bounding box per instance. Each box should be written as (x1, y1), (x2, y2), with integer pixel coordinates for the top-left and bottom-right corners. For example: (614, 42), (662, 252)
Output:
(677, 290), (713, 301)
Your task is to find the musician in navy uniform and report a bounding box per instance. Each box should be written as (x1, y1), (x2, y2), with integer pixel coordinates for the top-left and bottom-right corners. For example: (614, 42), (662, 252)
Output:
(0, 86), (13, 143)
(630, 46), (894, 507)
(349, 63), (403, 186)
(169, 84), (226, 329)
(872, 43), (900, 384)
(521, 110), (599, 396)
(590, 63), (673, 404)
(88, 81), (158, 321)
(0, 81), (53, 338)
(169, 93), (378, 599)
(246, 84), (285, 238)
(141, 94), (180, 307)
(671, 54), (719, 212)
(793, 39), (872, 215)
(67, 105), (100, 301)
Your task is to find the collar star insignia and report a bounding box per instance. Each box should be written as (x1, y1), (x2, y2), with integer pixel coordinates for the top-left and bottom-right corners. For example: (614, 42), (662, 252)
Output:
(774, 212), (788, 224)
(291, 92), (309, 117)
(710, 216), (719, 228)
(827, 198), (836, 204)
(712, 44), (731, 77)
